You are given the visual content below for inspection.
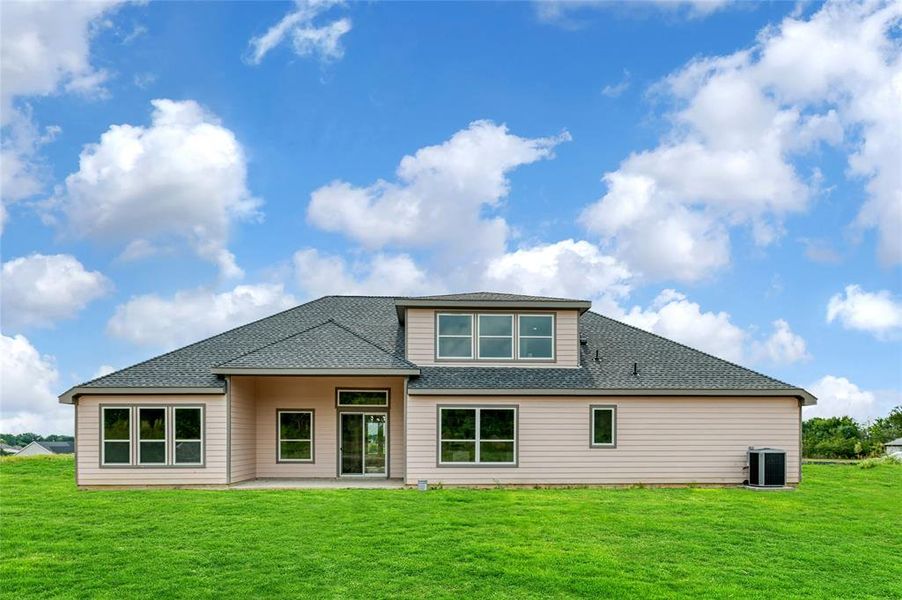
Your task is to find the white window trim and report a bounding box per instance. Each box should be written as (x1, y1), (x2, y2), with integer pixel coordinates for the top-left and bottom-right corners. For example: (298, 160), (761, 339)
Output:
(476, 313), (514, 360)
(590, 405), (617, 448)
(278, 410), (314, 463)
(173, 406), (204, 465)
(438, 406), (517, 466)
(517, 313), (555, 360)
(436, 313), (474, 359)
(336, 389), (389, 407)
(101, 406), (132, 466)
(137, 406), (168, 465)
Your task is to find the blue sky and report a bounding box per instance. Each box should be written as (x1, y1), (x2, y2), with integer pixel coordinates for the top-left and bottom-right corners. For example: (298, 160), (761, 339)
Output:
(1, 0), (900, 433)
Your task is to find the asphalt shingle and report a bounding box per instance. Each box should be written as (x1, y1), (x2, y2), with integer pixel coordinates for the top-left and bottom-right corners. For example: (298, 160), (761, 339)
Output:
(69, 295), (802, 397)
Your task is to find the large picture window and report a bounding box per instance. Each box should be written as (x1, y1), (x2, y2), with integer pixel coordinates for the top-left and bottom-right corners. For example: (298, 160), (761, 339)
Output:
(591, 406), (616, 448)
(437, 313), (474, 359)
(138, 407), (167, 465)
(337, 390), (389, 407)
(278, 410), (314, 462)
(439, 406), (516, 465)
(174, 407), (203, 465)
(477, 314), (513, 359)
(102, 407), (131, 465)
(100, 405), (205, 467)
(518, 314), (554, 359)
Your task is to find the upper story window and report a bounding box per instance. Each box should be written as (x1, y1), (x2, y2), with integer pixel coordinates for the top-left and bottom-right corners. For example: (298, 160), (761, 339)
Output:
(437, 313), (474, 359)
(518, 314), (554, 360)
(478, 314), (513, 359)
(437, 312), (555, 361)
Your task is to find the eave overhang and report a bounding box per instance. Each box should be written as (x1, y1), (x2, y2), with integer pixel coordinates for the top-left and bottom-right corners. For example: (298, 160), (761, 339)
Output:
(59, 386), (225, 405)
(394, 299), (592, 322)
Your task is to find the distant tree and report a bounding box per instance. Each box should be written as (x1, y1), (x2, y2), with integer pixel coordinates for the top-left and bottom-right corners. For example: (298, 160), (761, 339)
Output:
(0, 433), (74, 449)
(868, 406), (902, 442)
(802, 417), (874, 459)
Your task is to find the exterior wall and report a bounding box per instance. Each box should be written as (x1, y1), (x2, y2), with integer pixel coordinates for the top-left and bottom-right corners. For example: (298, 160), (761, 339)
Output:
(75, 394), (228, 486)
(16, 443), (54, 456)
(406, 395), (801, 485)
(405, 308), (580, 367)
(251, 376), (406, 479)
(229, 377), (257, 483)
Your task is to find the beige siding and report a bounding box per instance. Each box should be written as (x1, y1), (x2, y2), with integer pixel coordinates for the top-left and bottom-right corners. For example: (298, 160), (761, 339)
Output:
(406, 308), (580, 367)
(75, 395), (228, 485)
(406, 395), (801, 485)
(253, 376), (406, 478)
(229, 377), (257, 483)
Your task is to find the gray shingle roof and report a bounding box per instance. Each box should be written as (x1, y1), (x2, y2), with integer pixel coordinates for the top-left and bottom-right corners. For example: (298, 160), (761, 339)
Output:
(410, 312), (793, 391)
(65, 295), (807, 401)
(216, 320), (416, 371)
(32, 441), (75, 454)
(403, 292), (585, 302)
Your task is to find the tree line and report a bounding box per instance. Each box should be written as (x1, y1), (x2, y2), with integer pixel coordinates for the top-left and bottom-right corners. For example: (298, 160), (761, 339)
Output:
(803, 406), (902, 459)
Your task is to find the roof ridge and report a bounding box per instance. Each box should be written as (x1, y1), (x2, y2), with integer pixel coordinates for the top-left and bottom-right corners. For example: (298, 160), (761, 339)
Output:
(213, 318), (340, 368)
(327, 319), (418, 368)
(584, 310), (798, 389)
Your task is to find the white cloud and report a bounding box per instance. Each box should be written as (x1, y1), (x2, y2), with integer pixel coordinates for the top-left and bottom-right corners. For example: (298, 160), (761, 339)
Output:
(751, 319), (810, 365)
(308, 120), (569, 260)
(0, 334), (70, 435)
(827, 284), (902, 339)
(620, 290), (747, 362)
(483, 239), (632, 305)
(601, 70), (631, 98)
(293, 248), (437, 297)
(246, 0), (352, 65)
(0, 0), (124, 226)
(804, 375), (891, 422)
(107, 283), (297, 349)
(581, 1), (902, 280)
(536, 0), (732, 26)
(0, 0), (121, 120)
(617, 289), (809, 366)
(92, 364), (116, 379)
(1, 253), (111, 330)
(49, 99), (260, 278)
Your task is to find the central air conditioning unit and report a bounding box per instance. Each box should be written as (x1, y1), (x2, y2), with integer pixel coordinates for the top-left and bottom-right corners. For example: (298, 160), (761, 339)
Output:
(746, 448), (786, 487)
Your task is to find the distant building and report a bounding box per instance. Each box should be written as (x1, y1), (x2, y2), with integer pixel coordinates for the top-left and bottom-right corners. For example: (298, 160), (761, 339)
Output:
(0, 443), (22, 455)
(886, 438), (902, 457)
(16, 441), (75, 456)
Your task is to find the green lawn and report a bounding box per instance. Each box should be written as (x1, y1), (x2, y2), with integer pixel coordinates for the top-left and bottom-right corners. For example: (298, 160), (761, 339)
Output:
(1, 457), (900, 599)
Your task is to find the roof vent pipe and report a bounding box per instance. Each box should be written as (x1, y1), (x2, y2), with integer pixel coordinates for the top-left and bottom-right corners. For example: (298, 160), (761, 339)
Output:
(632, 362), (639, 376)
(595, 349), (600, 362)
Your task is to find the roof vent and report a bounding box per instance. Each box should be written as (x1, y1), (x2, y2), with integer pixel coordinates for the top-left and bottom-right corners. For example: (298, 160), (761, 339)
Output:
(580, 338), (588, 345)
(632, 362), (639, 376)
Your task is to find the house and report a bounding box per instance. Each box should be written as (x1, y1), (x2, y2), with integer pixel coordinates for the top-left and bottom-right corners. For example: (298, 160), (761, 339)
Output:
(16, 441), (75, 456)
(886, 438), (902, 457)
(0, 443), (22, 456)
(58, 293), (816, 487)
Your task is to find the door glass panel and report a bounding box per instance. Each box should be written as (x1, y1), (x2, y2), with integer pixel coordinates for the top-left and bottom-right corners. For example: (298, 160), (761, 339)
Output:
(364, 415), (386, 474)
(341, 414), (363, 475)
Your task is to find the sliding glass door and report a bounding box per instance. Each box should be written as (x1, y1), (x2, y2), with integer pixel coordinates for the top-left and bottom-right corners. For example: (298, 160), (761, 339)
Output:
(340, 413), (387, 476)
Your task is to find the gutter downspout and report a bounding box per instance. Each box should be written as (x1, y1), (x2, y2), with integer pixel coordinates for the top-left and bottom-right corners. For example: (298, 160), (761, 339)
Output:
(225, 376), (231, 485)
(403, 376), (409, 485)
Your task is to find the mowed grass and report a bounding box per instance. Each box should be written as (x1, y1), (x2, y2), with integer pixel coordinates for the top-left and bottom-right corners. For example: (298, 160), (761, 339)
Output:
(1, 457), (900, 599)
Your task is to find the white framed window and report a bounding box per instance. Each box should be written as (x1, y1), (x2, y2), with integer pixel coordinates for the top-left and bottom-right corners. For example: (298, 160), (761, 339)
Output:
(591, 405), (617, 448)
(138, 407), (167, 465)
(437, 313), (474, 359)
(337, 389), (389, 407)
(477, 314), (514, 359)
(174, 407), (203, 465)
(278, 410), (314, 462)
(102, 406), (131, 465)
(438, 406), (517, 465)
(518, 314), (555, 360)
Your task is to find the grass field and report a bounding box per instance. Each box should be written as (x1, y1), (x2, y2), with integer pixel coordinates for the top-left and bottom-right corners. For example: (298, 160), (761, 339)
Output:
(1, 456), (900, 599)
